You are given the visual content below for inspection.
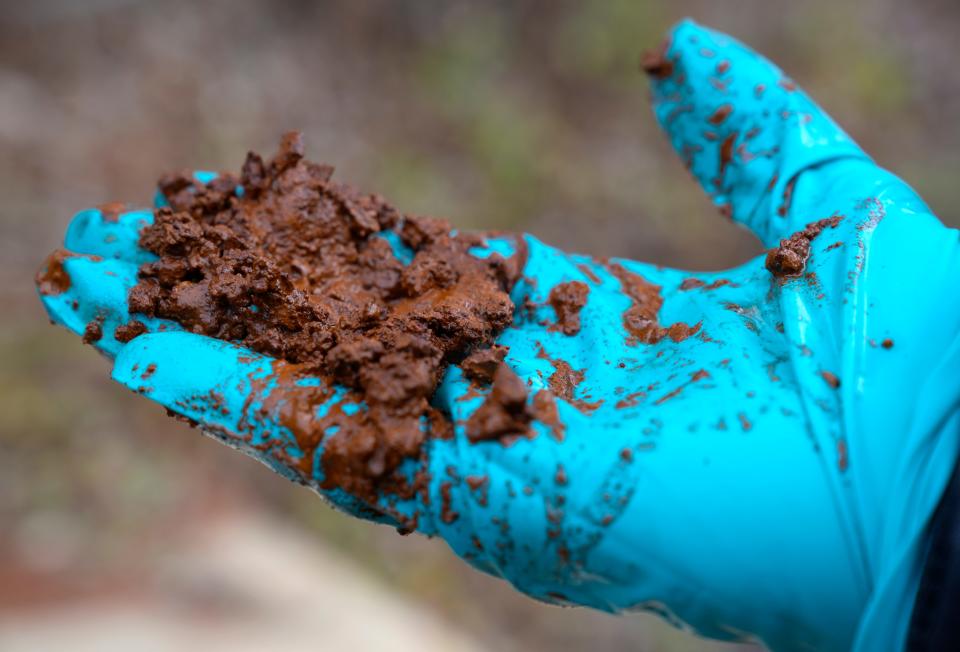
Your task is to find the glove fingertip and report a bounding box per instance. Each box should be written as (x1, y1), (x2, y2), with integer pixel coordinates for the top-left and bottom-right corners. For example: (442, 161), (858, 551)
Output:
(64, 206), (157, 263)
(643, 20), (870, 245)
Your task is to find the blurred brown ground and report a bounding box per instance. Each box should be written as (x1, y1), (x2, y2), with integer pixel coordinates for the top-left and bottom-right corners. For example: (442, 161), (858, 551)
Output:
(2, 1), (959, 650)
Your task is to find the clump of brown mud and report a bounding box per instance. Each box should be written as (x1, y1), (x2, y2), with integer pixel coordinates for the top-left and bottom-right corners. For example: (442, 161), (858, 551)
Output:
(128, 132), (525, 508)
(548, 281), (589, 336)
(765, 215), (842, 278)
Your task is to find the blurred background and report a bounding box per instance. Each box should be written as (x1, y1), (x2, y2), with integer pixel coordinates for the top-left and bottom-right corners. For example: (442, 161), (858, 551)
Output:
(3, 1), (959, 650)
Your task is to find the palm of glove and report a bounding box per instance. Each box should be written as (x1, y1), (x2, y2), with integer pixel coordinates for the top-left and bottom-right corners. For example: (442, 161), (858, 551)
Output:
(37, 19), (960, 652)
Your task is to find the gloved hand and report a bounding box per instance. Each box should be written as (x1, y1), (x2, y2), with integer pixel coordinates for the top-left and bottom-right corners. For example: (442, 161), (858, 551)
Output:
(36, 19), (960, 652)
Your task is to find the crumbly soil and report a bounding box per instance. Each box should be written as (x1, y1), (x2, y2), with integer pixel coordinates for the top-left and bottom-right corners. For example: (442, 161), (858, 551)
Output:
(460, 345), (508, 385)
(127, 132), (525, 508)
(465, 363), (533, 442)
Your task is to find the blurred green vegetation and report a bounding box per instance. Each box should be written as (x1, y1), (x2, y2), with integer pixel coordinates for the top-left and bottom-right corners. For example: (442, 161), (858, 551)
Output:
(2, 1), (959, 650)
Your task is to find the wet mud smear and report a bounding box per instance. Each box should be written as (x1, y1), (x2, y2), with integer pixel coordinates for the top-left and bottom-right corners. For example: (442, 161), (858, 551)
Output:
(35, 250), (75, 296)
(679, 278), (732, 291)
(605, 262), (701, 345)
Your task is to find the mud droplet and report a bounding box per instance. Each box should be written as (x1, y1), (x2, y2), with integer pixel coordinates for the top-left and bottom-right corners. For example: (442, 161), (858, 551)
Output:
(440, 481), (459, 524)
(640, 39), (673, 79)
(707, 103), (734, 125)
(820, 371), (841, 389)
(114, 320), (148, 343)
(555, 464), (568, 486)
(82, 316), (104, 344)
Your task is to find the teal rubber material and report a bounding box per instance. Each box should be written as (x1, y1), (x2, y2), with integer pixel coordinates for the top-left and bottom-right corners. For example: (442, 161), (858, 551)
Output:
(36, 20), (960, 652)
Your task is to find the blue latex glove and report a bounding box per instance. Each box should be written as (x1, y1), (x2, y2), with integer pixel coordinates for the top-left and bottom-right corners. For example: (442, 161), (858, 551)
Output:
(36, 20), (960, 652)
